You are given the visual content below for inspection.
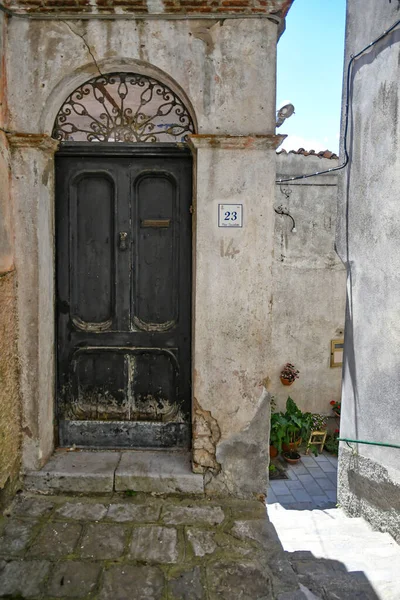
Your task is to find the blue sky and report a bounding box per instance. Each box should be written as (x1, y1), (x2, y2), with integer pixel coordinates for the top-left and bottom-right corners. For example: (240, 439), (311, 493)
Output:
(277, 0), (346, 154)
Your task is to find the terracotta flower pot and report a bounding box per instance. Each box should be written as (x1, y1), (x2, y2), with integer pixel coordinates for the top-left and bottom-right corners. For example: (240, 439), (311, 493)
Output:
(270, 445), (278, 458)
(280, 377), (293, 386)
(283, 451), (301, 464)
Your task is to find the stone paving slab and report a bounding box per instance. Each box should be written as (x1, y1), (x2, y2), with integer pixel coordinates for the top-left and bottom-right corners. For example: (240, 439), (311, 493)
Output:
(0, 492), (308, 600)
(268, 452), (337, 510)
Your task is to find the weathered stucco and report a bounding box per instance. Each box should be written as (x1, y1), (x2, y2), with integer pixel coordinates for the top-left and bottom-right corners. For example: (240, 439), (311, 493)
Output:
(336, 0), (400, 538)
(0, 13), (21, 505)
(6, 18), (277, 136)
(0, 270), (21, 501)
(190, 136), (278, 497)
(272, 153), (346, 415)
(4, 11), (284, 497)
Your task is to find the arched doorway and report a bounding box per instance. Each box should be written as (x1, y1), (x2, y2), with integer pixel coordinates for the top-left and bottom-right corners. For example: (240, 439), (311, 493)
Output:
(54, 72), (194, 449)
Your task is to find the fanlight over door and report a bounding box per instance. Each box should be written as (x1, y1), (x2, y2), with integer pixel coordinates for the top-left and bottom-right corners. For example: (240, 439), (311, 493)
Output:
(52, 72), (195, 143)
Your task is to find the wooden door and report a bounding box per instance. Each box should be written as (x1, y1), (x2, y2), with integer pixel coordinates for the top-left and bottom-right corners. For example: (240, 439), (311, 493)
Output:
(56, 144), (192, 448)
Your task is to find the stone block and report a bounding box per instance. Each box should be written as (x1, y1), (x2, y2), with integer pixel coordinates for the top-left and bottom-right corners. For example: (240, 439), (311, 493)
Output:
(106, 502), (161, 523)
(99, 565), (164, 600)
(28, 521), (82, 558)
(186, 528), (217, 557)
(55, 501), (108, 521)
(129, 526), (178, 563)
(79, 523), (126, 559)
(46, 561), (102, 598)
(115, 451), (204, 494)
(0, 560), (50, 598)
(162, 505), (225, 526)
(231, 519), (281, 547)
(207, 560), (271, 600)
(168, 567), (206, 600)
(0, 519), (38, 556)
(24, 451), (121, 493)
(10, 496), (54, 518)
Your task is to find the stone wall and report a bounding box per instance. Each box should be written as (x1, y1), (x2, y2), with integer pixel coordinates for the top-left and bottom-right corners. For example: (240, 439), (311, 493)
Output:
(271, 152), (346, 416)
(336, 0), (400, 541)
(4, 8), (289, 497)
(0, 12), (21, 505)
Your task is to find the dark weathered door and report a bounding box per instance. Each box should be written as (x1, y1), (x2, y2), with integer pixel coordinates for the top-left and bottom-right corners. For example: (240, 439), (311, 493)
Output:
(56, 144), (192, 448)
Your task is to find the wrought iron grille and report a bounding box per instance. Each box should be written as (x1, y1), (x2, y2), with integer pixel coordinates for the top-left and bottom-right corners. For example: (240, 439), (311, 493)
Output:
(52, 72), (195, 143)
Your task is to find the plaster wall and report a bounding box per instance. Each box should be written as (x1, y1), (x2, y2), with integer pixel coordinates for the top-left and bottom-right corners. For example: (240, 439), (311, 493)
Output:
(6, 18), (277, 136)
(5, 14), (281, 497)
(271, 153), (345, 415)
(336, 0), (400, 540)
(191, 139), (277, 497)
(0, 12), (21, 503)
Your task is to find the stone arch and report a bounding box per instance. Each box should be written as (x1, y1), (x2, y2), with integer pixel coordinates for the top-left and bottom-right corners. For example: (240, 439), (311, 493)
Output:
(40, 58), (198, 138)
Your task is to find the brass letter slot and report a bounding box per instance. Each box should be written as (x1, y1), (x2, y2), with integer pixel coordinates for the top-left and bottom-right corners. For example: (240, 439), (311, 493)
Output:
(141, 219), (171, 228)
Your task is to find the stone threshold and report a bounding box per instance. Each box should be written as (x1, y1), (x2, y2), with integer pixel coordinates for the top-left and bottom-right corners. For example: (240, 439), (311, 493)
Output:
(24, 450), (204, 495)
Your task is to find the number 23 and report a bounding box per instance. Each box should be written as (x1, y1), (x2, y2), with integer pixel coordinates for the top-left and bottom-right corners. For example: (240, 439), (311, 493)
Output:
(224, 211), (237, 222)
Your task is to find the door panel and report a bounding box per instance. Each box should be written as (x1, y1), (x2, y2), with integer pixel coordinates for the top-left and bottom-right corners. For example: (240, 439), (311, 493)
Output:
(56, 144), (192, 448)
(134, 173), (178, 329)
(70, 173), (115, 329)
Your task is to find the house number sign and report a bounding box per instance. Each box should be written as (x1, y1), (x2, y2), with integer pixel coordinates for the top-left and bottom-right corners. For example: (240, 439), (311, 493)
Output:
(218, 204), (243, 228)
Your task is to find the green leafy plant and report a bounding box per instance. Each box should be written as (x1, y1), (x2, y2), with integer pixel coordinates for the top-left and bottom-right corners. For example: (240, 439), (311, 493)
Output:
(270, 397), (315, 453)
(324, 429), (340, 454)
(280, 363), (300, 383)
(283, 397), (313, 444)
(270, 411), (288, 453)
(269, 464), (277, 474)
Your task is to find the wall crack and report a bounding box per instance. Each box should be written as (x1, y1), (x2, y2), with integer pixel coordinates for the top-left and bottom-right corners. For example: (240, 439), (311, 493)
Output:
(64, 22), (103, 76)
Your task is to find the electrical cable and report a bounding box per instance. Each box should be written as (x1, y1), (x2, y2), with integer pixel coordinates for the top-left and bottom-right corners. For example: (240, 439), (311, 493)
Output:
(276, 15), (400, 183)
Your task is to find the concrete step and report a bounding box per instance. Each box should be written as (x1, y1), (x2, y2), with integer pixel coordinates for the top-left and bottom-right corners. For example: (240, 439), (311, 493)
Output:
(268, 506), (400, 600)
(24, 449), (204, 495)
(114, 450), (204, 494)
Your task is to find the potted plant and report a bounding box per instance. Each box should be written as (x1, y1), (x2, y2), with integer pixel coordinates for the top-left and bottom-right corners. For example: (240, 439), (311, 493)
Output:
(324, 428), (340, 455)
(330, 400), (341, 417)
(280, 363), (300, 386)
(270, 411), (288, 456)
(282, 449), (301, 464)
(281, 396), (312, 453)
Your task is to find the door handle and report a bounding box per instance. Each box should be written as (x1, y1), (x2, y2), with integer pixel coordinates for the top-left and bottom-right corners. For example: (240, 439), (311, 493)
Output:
(118, 232), (128, 250)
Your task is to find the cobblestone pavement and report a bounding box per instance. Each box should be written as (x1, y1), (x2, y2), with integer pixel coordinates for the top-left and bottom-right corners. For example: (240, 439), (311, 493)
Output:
(0, 492), (307, 600)
(267, 453), (338, 510)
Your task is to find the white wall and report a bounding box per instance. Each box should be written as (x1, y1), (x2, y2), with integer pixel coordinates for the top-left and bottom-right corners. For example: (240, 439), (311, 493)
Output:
(272, 152), (346, 416)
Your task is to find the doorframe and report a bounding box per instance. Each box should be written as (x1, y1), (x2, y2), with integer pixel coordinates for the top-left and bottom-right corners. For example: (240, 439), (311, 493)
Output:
(54, 141), (194, 450)
(8, 133), (197, 471)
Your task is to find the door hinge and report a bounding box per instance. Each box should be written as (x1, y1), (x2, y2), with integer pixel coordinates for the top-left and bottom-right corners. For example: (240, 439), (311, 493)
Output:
(189, 205), (194, 214)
